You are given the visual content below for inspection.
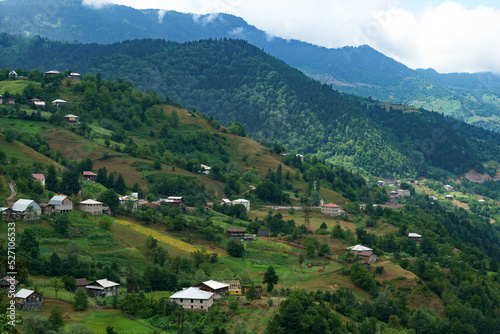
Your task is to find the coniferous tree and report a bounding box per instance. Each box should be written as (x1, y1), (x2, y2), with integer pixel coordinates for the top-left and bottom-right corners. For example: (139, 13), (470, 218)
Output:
(46, 164), (58, 192)
(96, 167), (108, 185)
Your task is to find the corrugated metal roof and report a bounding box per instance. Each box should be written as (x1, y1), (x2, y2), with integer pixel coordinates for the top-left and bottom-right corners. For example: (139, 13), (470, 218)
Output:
(408, 233), (421, 238)
(322, 203), (340, 207)
(49, 195), (68, 206)
(80, 199), (103, 205)
(15, 288), (35, 299)
(170, 287), (213, 300)
(86, 278), (119, 289)
(201, 280), (230, 290)
(347, 245), (372, 252)
(32, 174), (45, 180)
(232, 199), (249, 204)
(12, 199), (40, 212)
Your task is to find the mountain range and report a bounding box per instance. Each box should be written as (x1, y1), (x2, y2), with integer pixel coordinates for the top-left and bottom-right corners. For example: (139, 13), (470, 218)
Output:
(1, 0), (500, 132)
(1, 35), (499, 178)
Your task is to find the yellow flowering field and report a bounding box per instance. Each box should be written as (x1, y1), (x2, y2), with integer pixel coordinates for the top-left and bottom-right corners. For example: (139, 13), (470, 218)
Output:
(114, 219), (203, 254)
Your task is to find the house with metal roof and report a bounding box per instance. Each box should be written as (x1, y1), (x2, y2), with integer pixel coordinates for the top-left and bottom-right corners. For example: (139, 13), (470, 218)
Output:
(231, 199), (250, 213)
(48, 195), (73, 213)
(52, 99), (68, 108)
(193, 280), (230, 295)
(347, 245), (373, 254)
(79, 199), (103, 215)
(32, 174), (45, 188)
(15, 289), (43, 311)
(408, 233), (422, 242)
(170, 287), (214, 312)
(85, 278), (120, 297)
(0, 276), (19, 292)
(12, 199), (41, 220)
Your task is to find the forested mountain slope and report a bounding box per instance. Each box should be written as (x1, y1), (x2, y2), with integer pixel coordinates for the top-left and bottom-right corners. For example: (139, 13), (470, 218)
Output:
(1, 35), (500, 177)
(2, 0), (500, 132)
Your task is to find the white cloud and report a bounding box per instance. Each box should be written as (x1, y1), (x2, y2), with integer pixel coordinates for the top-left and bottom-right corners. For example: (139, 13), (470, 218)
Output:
(85, 0), (500, 73)
(82, 0), (112, 8)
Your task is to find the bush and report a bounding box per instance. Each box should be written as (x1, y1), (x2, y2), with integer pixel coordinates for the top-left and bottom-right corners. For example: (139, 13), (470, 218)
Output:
(226, 239), (244, 257)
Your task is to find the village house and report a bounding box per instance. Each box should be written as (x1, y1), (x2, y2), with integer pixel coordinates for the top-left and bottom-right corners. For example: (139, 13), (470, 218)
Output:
(242, 284), (262, 295)
(75, 278), (89, 290)
(397, 189), (411, 197)
(377, 180), (386, 187)
(170, 287), (214, 312)
(444, 185), (453, 192)
(408, 233), (422, 242)
(161, 196), (185, 207)
(15, 289), (43, 311)
(200, 164), (211, 174)
(119, 193), (138, 211)
(193, 280), (230, 295)
(85, 279), (120, 297)
(357, 250), (377, 263)
(39, 202), (54, 216)
(52, 99), (68, 108)
(79, 199), (103, 215)
(0, 276), (19, 292)
(231, 199), (251, 213)
(12, 199), (41, 221)
(445, 195), (453, 200)
(68, 72), (82, 81)
(82, 171), (97, 182)
(64, 114), (80, 125)
(44, 70), (60, 76)
(321, 203), (341, 216)
(9, 70), (17, 80)
(257, 228), (270, 237)
(0, 207), (15, 221)
(0, 96), (15, 105)
(48, 195), (73, 213)
(220, 198), (232, 206)
(221, 280), (242, 295)
(226, 227), (245, 239)
(32, 174), (45, 188)
(29, 98), (46, 109)
(347, 245), (373, 255)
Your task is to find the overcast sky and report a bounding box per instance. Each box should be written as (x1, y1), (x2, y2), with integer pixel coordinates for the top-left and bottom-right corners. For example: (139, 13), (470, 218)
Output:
(83, 0), (500, 73)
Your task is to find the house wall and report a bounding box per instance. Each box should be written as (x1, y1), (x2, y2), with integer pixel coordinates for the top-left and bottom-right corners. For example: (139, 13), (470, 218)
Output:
(79, 204), (102, 215)
(55, 200), (73, 213)
(171, 297), (213, 312)
(16, 296), (43, 311)
(321, 206), (340, 216)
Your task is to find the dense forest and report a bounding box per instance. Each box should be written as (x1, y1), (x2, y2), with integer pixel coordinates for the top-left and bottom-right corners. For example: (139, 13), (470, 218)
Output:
(1, 36), (500, 178)
(2, 0), (500, 133)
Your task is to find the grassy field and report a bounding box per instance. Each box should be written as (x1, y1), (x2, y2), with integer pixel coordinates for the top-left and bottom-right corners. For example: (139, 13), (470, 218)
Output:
(0, 133), (63, 167)
(0, 80), (39, 94)
(18, 299), (154, 333)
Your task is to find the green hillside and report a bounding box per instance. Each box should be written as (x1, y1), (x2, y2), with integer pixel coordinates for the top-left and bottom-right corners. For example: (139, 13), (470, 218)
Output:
(1, 69), (500, 333)
(2, 36), (500, 178)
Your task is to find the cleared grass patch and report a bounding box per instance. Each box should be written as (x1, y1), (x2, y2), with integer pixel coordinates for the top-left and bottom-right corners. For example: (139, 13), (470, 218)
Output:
(0, 133), (62, 167)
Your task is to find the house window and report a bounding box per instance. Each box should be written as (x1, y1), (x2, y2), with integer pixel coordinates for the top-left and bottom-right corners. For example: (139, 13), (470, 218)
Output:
(191, 299), (194, 303)
(191, 306), (193, 309)
(200, 300), (203, 303)
(201, 306), (203, 309)
(180, 299), (183, 303)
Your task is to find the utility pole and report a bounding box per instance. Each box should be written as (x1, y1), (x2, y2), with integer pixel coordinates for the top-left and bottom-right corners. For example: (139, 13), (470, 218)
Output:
(177, 312), (184, 334)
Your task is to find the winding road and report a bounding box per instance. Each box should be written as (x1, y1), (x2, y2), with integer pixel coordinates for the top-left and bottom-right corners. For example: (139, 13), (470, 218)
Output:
(7, 183), (16, 202)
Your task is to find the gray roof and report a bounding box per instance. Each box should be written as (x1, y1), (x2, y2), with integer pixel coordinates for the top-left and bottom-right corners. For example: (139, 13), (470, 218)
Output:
(86, 278), (120, 290)
(15, 288), (35, 299)
(12, 199), (41, 212)
(48, 195), (68, 206)
(170, 287), (213, 300)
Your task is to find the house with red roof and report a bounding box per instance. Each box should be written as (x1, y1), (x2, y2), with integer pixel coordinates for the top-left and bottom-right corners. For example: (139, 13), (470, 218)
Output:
(32, 174), (45, 188)
(321, 203), (342, 216)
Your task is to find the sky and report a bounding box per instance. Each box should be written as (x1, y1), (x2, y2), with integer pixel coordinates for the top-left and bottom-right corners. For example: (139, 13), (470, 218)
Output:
(82, 0), (500, 74)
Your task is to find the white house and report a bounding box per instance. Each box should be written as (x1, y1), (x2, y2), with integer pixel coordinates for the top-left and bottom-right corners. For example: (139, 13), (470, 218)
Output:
(408, 233), (422, 242)
(444, 185), (453, 192)
(321, 203), (341, 216)
(119, 193), (138, 211)
(12, 199), (41, 220)
(79, 199), (103, 215)
(231, 199), (250, 213)
(170, 287), (214, 312)
(347, 245), (373, 254)
(52, 99), (68, 108)
(48, 195), (73, 213)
